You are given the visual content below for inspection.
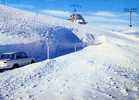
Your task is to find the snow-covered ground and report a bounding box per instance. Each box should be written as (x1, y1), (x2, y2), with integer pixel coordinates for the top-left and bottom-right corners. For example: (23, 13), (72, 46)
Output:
(0, 4), (85, 61)
(0, 35), (139, 100)
(0, 4), (139, 100)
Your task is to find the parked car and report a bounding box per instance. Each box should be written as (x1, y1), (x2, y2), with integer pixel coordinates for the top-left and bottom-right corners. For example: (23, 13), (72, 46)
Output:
(0, 52), (35, 70)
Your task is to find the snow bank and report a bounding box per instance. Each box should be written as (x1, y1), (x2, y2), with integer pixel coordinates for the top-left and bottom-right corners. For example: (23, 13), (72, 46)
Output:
(0, 37), (139, 100)
(0, 5), (85, 61)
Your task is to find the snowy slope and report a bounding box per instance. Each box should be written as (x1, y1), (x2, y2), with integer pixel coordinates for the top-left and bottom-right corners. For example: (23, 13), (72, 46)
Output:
(0, 4), (96, 43)
(123, 29), (139, 37)
(0, 4), (86, 61)
(0, 33), (139, 100)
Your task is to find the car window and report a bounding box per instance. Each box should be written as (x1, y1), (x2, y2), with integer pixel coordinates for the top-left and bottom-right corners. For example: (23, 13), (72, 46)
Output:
(21, 52), (28, 58)
(16, 52), (28, 59)
(16, 53), (23, 59)
(0, 54), (15, 59)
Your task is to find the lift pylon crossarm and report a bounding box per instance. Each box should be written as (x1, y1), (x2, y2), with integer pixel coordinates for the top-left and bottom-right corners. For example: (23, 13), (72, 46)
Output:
(124, 8), (138, 12)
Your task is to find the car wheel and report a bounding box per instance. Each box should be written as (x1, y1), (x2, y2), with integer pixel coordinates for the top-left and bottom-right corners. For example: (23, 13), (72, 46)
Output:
(12, 64), (19, 69)
(31, 60), (35, 64)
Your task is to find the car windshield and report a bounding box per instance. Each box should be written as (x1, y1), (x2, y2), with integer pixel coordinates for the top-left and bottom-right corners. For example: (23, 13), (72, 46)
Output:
(16, 52), (28, 59)
(0, 54), (15, 60)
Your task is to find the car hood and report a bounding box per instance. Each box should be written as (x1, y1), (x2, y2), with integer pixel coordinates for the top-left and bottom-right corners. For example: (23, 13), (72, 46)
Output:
(0, 59), (11, 62)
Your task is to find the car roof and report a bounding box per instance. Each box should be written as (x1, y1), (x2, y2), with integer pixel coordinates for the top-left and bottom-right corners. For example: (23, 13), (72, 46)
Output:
(1, 52), (25, 55)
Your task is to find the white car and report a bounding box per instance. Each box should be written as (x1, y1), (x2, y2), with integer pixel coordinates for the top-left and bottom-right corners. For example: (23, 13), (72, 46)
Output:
(0, 52), (35, 70)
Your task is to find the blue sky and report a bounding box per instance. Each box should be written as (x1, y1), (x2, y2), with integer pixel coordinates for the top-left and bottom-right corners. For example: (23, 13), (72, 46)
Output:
(0, 0), (139, 31)
(0, 0), (139, 12)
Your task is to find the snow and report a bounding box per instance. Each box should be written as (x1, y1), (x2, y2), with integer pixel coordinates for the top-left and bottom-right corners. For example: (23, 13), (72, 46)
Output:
(0, 4), (86, 61)
(0, 35), (139, 100)
(0, 4), (139, 100)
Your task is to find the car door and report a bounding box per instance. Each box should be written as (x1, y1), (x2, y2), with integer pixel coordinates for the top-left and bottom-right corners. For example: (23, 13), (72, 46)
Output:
(16, 52), (30, 66)
(20, 52), (31, 65)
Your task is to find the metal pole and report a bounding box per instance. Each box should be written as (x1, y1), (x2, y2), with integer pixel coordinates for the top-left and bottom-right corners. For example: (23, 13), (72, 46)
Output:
(46, 31), (50, 60)
(47, 40), (49, 60)
(124, 8), (137, 28)
(129, 11), (132, 27)
(74, 44), (77, 52)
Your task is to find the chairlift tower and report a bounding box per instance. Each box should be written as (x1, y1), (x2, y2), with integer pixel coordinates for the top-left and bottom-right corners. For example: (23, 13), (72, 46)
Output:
(124, 8), (138, 28)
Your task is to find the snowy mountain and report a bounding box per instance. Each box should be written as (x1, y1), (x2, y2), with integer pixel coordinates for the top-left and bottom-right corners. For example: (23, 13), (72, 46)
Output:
(0, 4), (139, 100)
(0, 4), (87, 61)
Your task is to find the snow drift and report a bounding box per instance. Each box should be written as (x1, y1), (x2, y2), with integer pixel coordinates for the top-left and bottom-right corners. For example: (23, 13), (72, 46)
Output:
(0, 4), (85, 61)
(0, 37), (139, 100)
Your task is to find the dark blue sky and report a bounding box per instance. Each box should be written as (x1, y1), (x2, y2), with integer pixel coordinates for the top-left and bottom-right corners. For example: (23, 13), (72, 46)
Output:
(0, 0), (139, 13)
